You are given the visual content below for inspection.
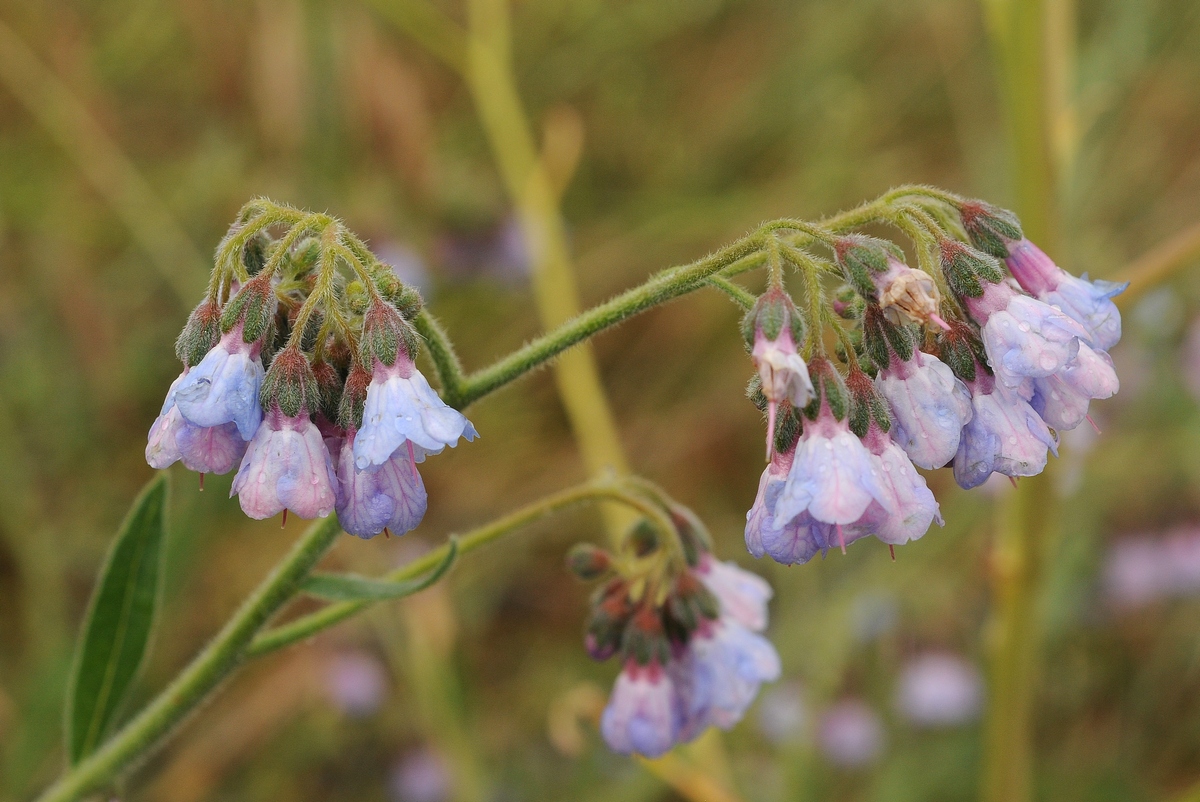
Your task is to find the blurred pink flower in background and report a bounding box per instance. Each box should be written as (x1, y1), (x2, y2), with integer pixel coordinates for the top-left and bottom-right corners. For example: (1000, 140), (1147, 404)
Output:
(894, 653), (982, 727)
(325, 651), (389, 717)
(1104, 528), (1200, 609)
(818, 699), (885, 768)
(389, 748), (451, 802)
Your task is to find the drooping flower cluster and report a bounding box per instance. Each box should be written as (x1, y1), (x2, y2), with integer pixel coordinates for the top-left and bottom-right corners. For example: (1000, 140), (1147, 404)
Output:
(570, 516), (781, 757)
(744, 200), (1124, 564)
(147, 223), (475, 537)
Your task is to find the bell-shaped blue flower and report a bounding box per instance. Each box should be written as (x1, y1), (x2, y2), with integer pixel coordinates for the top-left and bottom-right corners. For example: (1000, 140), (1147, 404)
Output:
(600, 660), (683, 758)
(1004, 238), (1126, 351)
(146, 371), (247, 474)
(673, 619), (781, 732)
(852, 426), (943, 546)
(953, 375), (1057, 489)
(968, 282), (1092, 390)
(774, 403), (891, 529)
(335, 430), (428, 539)
(353, 356), (477, 471)
(695, 555), (773, 633)
(875, 350), (973, 470)
(175, 325), (266, 440)
(1024, 342), (1120, 431)
(231, 405), (339, 520)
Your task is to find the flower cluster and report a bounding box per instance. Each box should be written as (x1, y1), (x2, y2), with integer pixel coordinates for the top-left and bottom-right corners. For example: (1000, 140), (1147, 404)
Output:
(744, 200), (1124, 564)
(569, 516), (780, 757)
(146, 220), (475, 537)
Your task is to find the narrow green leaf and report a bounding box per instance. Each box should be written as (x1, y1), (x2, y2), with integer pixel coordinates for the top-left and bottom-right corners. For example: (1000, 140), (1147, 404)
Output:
(65, 473), (168, 764)
(301, 537), (458, 601)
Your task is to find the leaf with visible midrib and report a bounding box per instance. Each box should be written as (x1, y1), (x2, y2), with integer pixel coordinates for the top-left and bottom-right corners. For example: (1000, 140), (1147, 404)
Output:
(66, 473), (168, 764)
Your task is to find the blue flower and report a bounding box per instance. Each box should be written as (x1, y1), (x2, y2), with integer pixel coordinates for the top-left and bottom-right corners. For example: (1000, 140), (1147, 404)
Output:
(969, 283), (1092, 390)
(146, 371), (247, 474)
(773, 405), (891, 528)
(745, 449), (872, 565)
(600, 661), (683, 758)
(952, 377), (1057, 489)
(1004, 238), (1126, 351)
(695, 555), (773, 632)
(335, 430), (428, 539)
(353, 357), (477, 471)
(1023, 342), (1120, 431)
(175, 326), (266, 440)
(231, 407), (339, 520)
(853, 430), (942, 546)
(674, 619), (781, 731)
(875, 351), (973, 470)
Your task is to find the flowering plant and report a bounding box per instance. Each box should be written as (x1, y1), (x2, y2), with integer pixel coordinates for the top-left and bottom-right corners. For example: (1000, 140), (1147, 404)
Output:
(38, 186), (1123, 801)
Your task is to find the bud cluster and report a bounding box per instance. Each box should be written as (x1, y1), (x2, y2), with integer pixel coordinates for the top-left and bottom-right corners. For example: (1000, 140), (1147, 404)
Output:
(744, 198), (1125, 565)
(146, 219), (476, 537)
(568, 511), (780, 757)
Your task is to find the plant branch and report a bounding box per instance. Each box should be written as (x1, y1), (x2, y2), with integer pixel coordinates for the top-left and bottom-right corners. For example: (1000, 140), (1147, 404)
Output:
(247, 477), (673, 657)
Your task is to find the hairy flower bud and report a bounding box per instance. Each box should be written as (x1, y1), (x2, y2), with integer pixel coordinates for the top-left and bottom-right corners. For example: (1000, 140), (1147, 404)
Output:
(833, 235), (899, 299)
(260, 346), (321, 418)
(360, 299), (420, 368)
(175, 299), (223, 368)
(939, 240), (1005, 300)
(959, 201), (1023, 260)
(567, 543), (613, 581)
(219, 273), (277, 344)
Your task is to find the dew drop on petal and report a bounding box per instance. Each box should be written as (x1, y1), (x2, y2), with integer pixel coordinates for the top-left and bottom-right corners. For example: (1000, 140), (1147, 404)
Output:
(1017, 322), (1031, 333)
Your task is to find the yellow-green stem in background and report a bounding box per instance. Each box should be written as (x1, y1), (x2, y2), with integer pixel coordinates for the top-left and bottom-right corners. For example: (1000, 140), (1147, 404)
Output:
(462, 0), (631, 539)
(979, 1), (1072, 801)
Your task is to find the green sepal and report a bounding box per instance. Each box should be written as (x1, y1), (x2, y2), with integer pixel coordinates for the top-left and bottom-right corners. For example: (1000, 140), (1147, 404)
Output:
(804, 358), (849, 421)
(261, 347), (320, 417)
(835, 235), (895, 300)
(287, 237), (321, 277)
(670, 506), (712, 567)
(625, 519), (659, 557)
(743, 288), (804, 349)
(174, 299), (223, 368)
(774, 405), (803, 455)
(936, 324), (989, 384)
(337, 365), (372, 431)
(961, 201), (1023, 259)
(243, 231), (270, 276)
(220, 275), (277, 344)
(941, 241), (1004, 300)
(312, 359), (344, 423)
(65, 474), (167, 764)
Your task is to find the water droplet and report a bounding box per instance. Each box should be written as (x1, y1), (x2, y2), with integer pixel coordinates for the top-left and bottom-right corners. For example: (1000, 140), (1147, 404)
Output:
(1008, 436), (1018, 445)
(1018, 322), (1031, 332)
(1039, 353), (1058, 371)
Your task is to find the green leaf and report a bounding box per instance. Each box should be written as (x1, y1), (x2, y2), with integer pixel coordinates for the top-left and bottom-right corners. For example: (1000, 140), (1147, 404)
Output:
(301, 538), (458, 601)
(66, 473), (168, 764)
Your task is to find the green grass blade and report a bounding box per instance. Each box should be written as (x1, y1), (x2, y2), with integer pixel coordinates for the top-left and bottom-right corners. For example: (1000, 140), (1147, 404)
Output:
(65, 473), (168, 764)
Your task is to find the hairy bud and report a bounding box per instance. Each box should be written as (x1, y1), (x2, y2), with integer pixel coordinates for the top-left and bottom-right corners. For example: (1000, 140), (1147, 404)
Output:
(960, 201), (1023, 260)
(220, 273), (278, 344)
(567, 543), (613, 581)
(939, 240), (1005, 300)
(260, 346), (321, 417)
(175, 299), (223, 368)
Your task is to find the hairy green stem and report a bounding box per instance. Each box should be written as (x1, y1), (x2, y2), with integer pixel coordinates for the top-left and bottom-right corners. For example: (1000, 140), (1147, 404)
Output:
(247, 479), (671, 657)
(33, 516), (343, 802)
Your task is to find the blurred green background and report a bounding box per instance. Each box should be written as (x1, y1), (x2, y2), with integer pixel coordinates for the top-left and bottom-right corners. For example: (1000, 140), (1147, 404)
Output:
(2, 0), (1200, 800)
